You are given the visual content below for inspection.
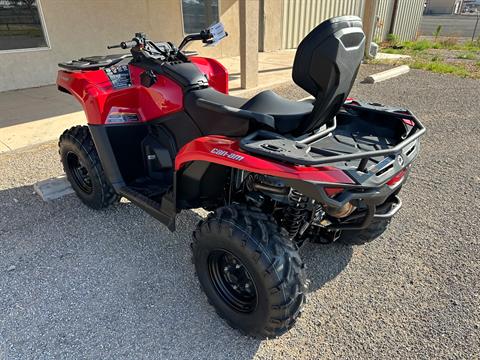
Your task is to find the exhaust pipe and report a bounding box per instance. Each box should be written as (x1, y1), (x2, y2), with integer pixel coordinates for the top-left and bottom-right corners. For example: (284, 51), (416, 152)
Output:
(325, 202), (356, 218)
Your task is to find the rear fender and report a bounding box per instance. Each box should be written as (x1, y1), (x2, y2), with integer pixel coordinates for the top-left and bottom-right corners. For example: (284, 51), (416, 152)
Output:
(175, 136), (354, 184)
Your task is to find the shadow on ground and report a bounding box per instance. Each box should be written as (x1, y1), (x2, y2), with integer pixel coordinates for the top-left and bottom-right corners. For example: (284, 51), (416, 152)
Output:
(0, 184), (351, 359)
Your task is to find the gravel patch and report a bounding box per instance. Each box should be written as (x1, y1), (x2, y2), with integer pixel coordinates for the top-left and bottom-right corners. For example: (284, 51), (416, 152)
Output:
(0, 65), (479, 359)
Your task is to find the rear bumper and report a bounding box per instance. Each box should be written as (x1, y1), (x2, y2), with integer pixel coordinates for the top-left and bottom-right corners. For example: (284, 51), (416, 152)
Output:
(285, 169), (405, 208)
(374, 196), (402, 219)
(329, 195), (402, 230)
(285, 174), (404, 231)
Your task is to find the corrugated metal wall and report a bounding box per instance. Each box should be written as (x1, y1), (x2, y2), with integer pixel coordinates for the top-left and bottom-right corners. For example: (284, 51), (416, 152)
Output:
(390, 0), (424, 41)
(281, 0), (424, 49)
(282, 0), (364, 49)
(374, 0), (394, 42)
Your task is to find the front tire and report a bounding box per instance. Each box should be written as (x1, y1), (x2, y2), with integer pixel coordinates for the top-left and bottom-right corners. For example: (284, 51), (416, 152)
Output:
(192, 205), (307, 338)
(59, 126), (119, 209)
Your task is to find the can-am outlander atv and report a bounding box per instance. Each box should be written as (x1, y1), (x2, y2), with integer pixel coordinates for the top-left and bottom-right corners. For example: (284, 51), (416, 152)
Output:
(56, 16), (425, 338)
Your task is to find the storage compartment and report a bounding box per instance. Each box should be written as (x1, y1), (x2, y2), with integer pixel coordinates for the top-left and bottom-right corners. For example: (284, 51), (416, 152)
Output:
(240, 101), (425, 181)
(307, 108), (408, 169)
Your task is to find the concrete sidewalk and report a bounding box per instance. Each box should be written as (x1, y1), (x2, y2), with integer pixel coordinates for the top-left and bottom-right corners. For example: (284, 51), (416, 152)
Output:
(0, 50), (295, 153)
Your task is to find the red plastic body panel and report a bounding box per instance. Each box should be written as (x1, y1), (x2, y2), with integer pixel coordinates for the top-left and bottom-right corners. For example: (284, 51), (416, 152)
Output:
(56, 56), (229, 125)
(57, 65), (183, 125)
(175, 136), (354, 184)
(190, 56), (229, 94)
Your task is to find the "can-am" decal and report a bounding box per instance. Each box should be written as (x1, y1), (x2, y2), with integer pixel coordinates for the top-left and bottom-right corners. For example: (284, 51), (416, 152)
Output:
(210, 148), (244, 161)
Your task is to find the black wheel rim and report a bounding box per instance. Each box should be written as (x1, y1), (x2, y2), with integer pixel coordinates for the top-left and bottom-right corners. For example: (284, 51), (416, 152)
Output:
(208, 250), (258, 313)
(66, 151), (93, 194)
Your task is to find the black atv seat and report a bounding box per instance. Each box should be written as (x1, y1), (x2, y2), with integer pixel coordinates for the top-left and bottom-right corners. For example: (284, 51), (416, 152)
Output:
(184, 87), (314, 136)
(184, 15), (364, 137)
(58, 54), (131, 70)
(241, 90), (314, 133)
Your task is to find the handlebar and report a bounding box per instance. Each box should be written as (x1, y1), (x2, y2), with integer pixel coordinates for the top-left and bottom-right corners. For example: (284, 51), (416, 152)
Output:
(178, 27), (227, 51)
(107, 40), (138, 50)
(178, 32), (208, 51)
(107, 33), (147, 50)
(106, 25), (227, 60)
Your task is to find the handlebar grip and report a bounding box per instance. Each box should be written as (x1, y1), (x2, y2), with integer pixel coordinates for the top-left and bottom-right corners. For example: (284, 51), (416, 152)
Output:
(121, 40), (137, 49)
(107, 40), (138, 50)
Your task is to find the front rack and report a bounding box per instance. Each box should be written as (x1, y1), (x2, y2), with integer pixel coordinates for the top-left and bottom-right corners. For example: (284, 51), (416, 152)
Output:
(240, 100), (426, 172)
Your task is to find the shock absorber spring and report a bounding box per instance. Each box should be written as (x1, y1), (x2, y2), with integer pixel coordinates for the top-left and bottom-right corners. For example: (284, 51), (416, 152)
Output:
(282, 189), (309, 240)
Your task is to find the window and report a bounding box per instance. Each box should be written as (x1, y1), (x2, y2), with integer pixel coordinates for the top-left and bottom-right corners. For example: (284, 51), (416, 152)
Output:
(182, 0), (219, 34)
(0, 0), (48, 51)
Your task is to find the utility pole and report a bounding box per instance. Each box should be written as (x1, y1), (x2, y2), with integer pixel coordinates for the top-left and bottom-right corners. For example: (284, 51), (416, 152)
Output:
(362, 0), (379, 58)
(239, 0), (259, 89)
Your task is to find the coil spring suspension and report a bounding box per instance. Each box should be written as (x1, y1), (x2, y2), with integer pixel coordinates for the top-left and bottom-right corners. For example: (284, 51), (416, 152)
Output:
(282, 189), (309, 239)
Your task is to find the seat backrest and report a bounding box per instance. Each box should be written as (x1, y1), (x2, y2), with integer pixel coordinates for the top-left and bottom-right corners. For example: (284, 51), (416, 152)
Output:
(292, 16), (365, 134)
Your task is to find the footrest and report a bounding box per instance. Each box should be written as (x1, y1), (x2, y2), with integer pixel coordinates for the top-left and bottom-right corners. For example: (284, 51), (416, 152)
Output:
(119, 186), (176, 231)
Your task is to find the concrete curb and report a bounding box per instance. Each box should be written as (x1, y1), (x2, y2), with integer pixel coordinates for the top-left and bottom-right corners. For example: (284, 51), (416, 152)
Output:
(0, 111), (86, 154)
(363, 65), (410, 84)
(375, 53), (411, 60)
(34, 175), (74, 201)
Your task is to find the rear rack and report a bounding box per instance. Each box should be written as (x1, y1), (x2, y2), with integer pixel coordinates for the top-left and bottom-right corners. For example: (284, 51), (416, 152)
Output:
(240, 100), (426, 172)
(58, 54), (131, 71)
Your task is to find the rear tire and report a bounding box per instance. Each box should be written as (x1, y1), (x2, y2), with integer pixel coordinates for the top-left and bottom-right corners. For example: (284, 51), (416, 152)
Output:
(192, 204), (307, 338)
(59, 126), (119, 209)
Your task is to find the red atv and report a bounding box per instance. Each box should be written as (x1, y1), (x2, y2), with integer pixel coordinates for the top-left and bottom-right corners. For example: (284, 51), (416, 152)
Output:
(56, 16), (425, 338)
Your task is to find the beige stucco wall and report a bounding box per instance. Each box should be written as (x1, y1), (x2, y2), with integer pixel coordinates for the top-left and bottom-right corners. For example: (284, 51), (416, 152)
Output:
(263, 0), (283, 52)
(0, 0), (243, 92)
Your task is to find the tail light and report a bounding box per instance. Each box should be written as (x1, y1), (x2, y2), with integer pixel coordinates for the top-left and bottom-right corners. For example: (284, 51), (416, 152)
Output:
(387, 168), (408, 186)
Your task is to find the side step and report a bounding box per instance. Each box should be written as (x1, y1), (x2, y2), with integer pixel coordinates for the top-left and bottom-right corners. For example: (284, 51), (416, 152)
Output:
(118, 186), (176, 231)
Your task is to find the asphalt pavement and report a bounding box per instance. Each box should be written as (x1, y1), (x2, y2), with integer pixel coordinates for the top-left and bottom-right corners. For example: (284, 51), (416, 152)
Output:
(420, 14), (480, 38)
(0, 65), (479, 359)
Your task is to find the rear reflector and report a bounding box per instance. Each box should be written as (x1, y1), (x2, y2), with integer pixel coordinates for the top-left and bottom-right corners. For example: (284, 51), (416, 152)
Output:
(387, 168), (407, 186)
(324, 187), (344, 197)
